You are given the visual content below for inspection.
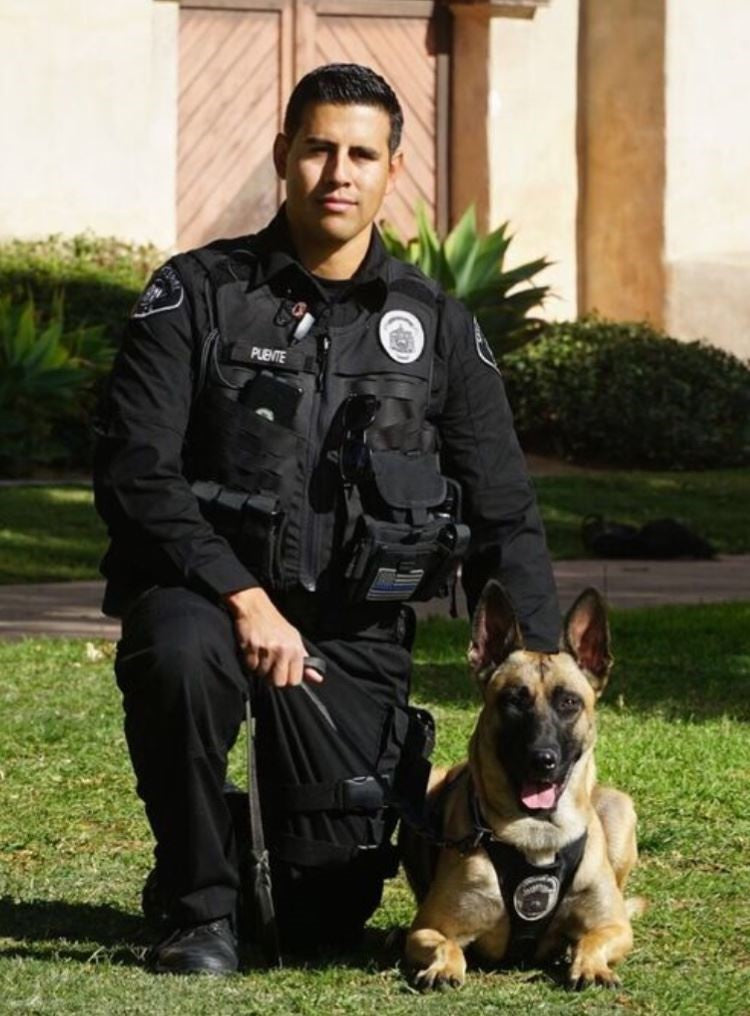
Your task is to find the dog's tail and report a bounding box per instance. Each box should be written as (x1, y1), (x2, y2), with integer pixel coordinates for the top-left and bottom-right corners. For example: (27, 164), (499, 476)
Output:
(626, 896), (648, 920)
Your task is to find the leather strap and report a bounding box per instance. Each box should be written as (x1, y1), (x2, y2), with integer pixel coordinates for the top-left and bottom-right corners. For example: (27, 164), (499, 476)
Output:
(245, 694), (282, 967)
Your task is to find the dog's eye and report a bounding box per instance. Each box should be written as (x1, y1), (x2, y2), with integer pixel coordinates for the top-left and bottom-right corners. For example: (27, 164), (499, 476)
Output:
(553, 688), (582, 716)
(499, 685), (532, 713)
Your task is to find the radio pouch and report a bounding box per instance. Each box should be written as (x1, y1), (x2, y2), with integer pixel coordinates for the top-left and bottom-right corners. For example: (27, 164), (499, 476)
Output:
(343, 451), (470, 603)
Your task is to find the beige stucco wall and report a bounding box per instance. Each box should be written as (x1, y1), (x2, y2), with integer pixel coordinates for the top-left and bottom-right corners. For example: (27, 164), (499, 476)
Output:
(488, 0), (580, 321)
(664, 0), (750, 357)
(0, 0), (178, 248)
(578, 0), (666, 327)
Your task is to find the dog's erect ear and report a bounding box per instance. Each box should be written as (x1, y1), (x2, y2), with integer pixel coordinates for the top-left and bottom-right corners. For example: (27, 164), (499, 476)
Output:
(468, 580), (524, 681)
(563, 587), (613, 696)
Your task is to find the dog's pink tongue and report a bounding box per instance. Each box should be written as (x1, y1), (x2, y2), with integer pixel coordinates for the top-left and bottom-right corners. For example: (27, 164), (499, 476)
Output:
(520, 782), (557, 810)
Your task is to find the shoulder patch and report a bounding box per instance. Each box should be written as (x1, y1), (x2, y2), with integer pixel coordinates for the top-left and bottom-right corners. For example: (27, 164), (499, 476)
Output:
(379, 309), (425, 364)
(132, 265), (184, 319)
(474, 317), (499, 373)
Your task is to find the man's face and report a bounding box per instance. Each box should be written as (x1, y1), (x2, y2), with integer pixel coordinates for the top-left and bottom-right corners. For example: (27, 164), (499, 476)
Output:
(273, 102), (402, 254)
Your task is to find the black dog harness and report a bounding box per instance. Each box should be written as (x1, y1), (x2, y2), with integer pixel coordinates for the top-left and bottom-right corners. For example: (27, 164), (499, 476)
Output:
(469, 791), (587, 965)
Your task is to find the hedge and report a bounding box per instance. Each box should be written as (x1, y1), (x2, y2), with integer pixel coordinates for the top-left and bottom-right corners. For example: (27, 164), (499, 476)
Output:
(503, 317), (750, 469)
(0, 234), (162, 344)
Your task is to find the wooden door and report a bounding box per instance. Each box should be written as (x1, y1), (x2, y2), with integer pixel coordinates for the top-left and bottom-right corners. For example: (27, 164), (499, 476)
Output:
(312, 2), (449, 241)
(177, 2), (290, 249)
(178, 0), (449, 249)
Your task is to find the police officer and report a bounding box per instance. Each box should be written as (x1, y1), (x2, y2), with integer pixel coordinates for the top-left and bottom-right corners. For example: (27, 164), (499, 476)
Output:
(94, 63), (560, 975)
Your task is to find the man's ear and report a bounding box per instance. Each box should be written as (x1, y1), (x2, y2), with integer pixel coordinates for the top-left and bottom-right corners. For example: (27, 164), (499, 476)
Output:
(468, 580), (524, 682)
(563, 588), (613, 697)
(273, 133), (289, 180)
(385, 149), (404, 196)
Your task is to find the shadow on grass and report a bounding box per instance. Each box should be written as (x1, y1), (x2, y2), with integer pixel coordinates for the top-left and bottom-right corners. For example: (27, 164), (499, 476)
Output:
(0, 896), (147, 967)
(246, 925), (403, 972)
(0, 896), (404, 973)
(412, 604), (750, 723)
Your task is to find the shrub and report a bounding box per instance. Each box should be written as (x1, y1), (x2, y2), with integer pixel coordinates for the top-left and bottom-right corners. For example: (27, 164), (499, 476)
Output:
(0, 233), (162, 344)
(503, 317), (750, 469)
(380, 205), (551, 354)
(0, 294), (114, 474)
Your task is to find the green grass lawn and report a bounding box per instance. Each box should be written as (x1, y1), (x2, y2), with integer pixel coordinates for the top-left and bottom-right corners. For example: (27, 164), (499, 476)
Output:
(0, 485), (105, 584)
(1, 604), (748, 1014)
(0, 468), (748, 584)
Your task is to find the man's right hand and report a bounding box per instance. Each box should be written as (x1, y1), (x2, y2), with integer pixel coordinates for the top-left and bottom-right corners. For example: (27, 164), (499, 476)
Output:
(222, 587), (324, 688)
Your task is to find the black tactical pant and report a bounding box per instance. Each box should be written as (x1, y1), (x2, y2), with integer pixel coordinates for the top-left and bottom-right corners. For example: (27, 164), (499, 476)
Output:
(114, 586), (415, 947)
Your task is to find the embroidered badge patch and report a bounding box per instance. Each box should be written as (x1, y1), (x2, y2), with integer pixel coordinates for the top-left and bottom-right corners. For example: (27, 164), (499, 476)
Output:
(132, 265), (184, 319)
(379, 310), (425, 364)
(513, 875), (560, 922)
(474, 317), (499, 372)
(366, 566), (425, 601)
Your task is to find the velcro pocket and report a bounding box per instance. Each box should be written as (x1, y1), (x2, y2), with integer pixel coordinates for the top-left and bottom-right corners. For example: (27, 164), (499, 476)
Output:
(368, 450), (446, 511)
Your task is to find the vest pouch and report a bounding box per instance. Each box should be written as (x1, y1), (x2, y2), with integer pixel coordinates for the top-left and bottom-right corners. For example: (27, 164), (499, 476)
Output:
(343, 514), (470, 603)
(341, 450), (470, 603)
(237, 492), (284, 586)
(192, 481), (283, 587)
(362, 450), (447, 522)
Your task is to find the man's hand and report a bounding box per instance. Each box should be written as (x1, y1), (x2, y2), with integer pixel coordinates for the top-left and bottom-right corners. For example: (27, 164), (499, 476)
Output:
(223, 587), (324, 688)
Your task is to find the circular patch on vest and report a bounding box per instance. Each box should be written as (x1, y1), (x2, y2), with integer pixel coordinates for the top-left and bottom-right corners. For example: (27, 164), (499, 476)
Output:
(379, 310), (425, 364)
(132, 265), (184, 319)
(513, 874), (560, 922)
(474, 317), (499, 373)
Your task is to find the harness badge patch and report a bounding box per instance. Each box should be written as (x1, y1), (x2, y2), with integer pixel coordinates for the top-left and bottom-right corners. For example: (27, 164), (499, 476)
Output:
(513, 874), (560, 922)
(474, 317), (499, 373)
(132, 265), (184, 319)
(379, 310), (425, 364)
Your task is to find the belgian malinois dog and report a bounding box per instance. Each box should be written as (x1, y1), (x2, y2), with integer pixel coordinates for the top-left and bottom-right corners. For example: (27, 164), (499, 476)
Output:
(401, 582), (644, 990)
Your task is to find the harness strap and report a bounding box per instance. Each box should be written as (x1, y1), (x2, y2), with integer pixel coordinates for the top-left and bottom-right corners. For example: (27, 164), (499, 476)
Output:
(274, 775), (386, 814)
(469, 792), (587, 966)
(297, 682), (436, 840)
(273, 834), (400, 875)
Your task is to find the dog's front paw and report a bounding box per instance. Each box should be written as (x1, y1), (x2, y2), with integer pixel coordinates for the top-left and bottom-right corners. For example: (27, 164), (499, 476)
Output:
(413, 959), (465, 992)
(568, 920), (633, 989)
(568, 953), (621, 990)
(408, 932), (466, 991)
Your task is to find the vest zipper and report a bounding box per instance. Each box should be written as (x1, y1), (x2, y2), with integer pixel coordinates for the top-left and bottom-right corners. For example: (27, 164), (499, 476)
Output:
(316, 334), (330, 390)
(300, 333), (331, 590)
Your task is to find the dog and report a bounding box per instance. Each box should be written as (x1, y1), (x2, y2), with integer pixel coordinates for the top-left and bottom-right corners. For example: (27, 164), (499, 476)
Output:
(401, 581), (645, 990)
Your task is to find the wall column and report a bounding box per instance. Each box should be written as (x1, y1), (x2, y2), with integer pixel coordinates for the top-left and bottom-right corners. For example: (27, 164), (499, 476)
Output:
(450, 6), (491, 230)
(577, 0), (666, 324)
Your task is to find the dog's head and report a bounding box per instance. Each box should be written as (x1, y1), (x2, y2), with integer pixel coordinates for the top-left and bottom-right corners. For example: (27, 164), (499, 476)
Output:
(468, 582), (613, 818)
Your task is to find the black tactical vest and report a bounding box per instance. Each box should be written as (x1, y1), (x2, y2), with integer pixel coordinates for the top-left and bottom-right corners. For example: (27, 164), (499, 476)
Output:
(176, 243), (469, 603)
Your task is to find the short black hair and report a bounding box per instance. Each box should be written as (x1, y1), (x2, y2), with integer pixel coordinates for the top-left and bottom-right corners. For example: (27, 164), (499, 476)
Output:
(283, 63), (404, 155)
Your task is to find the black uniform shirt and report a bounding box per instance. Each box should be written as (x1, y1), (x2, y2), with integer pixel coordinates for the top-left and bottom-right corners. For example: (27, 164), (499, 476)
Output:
(94, 209), (560, 649)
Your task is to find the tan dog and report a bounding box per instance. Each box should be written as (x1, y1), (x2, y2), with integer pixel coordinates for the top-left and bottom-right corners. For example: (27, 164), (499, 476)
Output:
(401, 582), (644, 990)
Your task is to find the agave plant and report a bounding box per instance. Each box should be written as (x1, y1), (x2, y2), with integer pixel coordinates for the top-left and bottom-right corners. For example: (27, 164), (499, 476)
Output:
(0, 293), (112, 471)
(380, 205), (552, 355)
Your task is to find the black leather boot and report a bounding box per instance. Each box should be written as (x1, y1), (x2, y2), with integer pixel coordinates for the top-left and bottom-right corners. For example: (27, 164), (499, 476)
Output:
(148, 917), (239, 975)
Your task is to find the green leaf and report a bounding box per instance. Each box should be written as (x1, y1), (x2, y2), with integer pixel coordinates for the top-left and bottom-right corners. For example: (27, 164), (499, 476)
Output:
(498, 256), (553, 291)
(379, 203), (552, 356)
(444, 206), (479, 296)
(0, 293), (103, 471)
(414, 203), (442, 280)
(6, 300), (37, 362)
(469, 222), (514, 289)
(378, 221), (408, 261)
